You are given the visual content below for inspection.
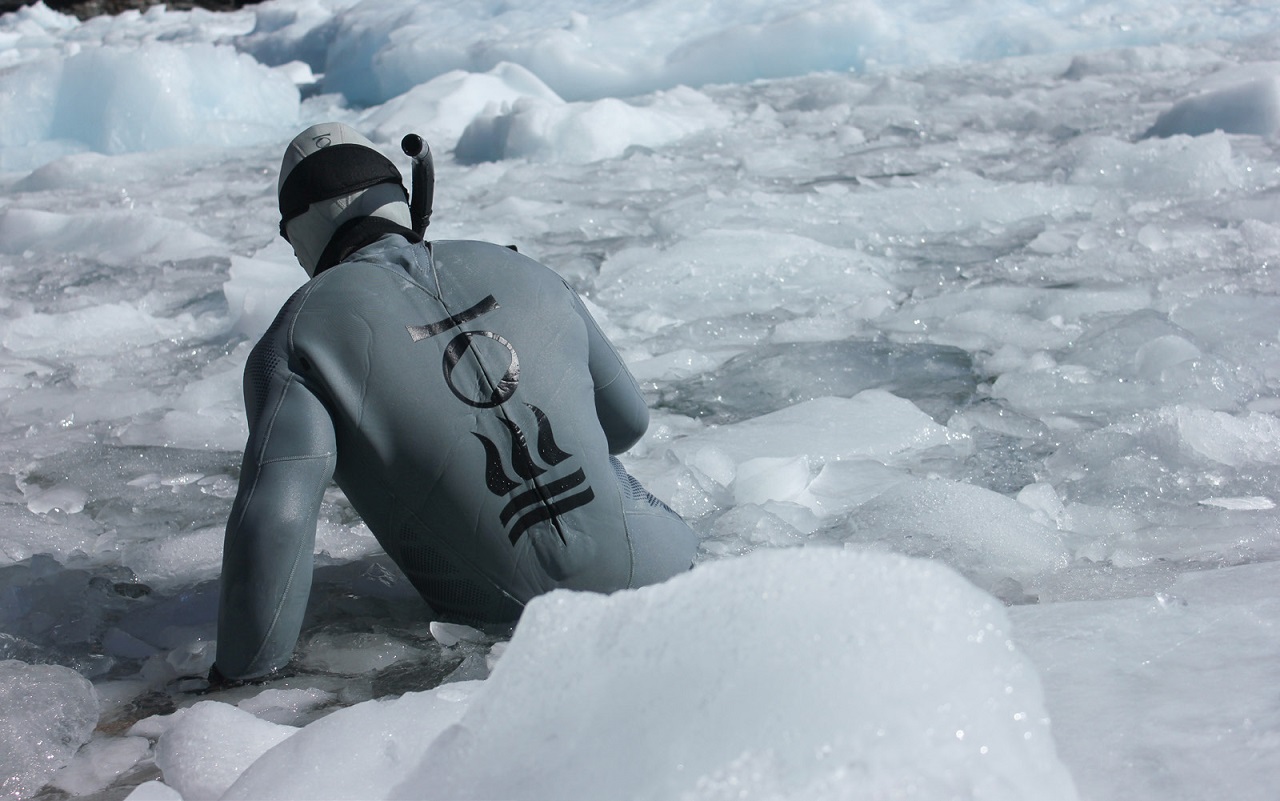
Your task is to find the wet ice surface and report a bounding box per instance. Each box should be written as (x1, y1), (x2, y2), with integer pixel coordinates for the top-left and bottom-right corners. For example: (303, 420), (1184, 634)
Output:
(2, 0), (1280, 798)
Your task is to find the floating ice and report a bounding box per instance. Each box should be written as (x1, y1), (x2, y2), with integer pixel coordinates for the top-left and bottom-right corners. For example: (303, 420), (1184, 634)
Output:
(223, 255), (306, 339)
(1067, 131), (1246, 195)
(236, 687), (337, 726)
(357, 62), (564, 149)
(116, 361), (251, 452)
(231, 0), (1280, 107)
(659, 2), (896, 88)
(597, 229), (898, 340)
(1013, 560), (1280, 801)
(0, 660), (100, 801)
(884, 285), (1151, 355)
(824, 476), (1070, 598)
(1132, 334), (1202, 382)
(48, 735), (150, 797)
(149, 700), (297, 800)
(0, 209), (223, 269)
(990, 307), (1250, 420)
(233, 0), (355, 73)
(730, 454), (812, 505)
(124, 781), (183, 801)
(1144, 75), (1280, 139)
(660, 339), (976, 423)
(299, 628), (432, 675)
(796, 458), (913, 520)
(0, 0), (78, 44)
(1198, 496), (1276, 511)
(23, 483), (88, 515)
(273, 59), (317, 88)
(670, 391), (967, 466)
(455, 86), (729, 165)
(0, 41), (298, 170)
(429, 620), (483, 648)
(1162, 406), (1280, 468)
(223, 681), (481, 800)
(1169, 294), (1280, 362)
(119, 526), (225, 590)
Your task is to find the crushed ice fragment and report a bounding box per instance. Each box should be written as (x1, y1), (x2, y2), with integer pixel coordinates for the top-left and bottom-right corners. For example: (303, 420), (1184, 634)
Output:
(237, 688), (337, 726)
(49, 735), (150, 796)
(153, 700), (297, 800)
(1197, 496), (1275, 511)
(123, 780), (183, 800)
(165, 639), (215, 676)
(0, 660), (101, 800)
(25, 484), (88, 514)
(486, 641), (509, 672)
(430, 621), (484, 647)
(1155, 593), (1188, 610)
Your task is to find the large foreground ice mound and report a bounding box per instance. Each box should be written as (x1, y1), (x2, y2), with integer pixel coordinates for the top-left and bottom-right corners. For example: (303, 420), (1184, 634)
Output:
(185, 550), (1065, 800)
(404, 548), (1075, 800)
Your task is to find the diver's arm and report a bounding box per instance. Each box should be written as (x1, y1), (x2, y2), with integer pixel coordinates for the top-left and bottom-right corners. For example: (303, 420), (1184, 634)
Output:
(214, 367), (337, 681)
(567, 284), (649, 454)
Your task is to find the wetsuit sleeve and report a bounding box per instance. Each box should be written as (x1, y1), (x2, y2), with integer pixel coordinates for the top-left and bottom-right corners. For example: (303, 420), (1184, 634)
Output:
(567, 283), (649, 454)
(214, 349), (337, 681)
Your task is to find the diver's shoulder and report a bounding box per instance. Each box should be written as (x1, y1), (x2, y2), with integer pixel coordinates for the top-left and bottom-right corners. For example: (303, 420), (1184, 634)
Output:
(430, 239), (529, 259)
(430, 238), (558, 275)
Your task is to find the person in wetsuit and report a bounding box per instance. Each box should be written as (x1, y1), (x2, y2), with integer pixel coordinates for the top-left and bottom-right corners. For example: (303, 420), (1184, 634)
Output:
(211, 122), (697, 682)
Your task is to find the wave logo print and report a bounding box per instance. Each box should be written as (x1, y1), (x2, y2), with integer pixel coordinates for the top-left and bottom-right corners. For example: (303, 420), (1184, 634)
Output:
(474, 405), (595, 545)
(408, 296), (594, 545)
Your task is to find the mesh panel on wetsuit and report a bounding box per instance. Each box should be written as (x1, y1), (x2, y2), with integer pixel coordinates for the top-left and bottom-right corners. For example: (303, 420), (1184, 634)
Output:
(245, 288), (307, 421)
(395, 519), (519, 622)
(610, 456), (676, 513)
(245, 348), (282, 421)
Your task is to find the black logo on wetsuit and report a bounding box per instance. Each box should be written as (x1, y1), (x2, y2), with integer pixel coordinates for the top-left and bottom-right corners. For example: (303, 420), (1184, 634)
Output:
(408, 295), (517, 408)
(408, 295), (593, 545)
(472, 404), (595, 544)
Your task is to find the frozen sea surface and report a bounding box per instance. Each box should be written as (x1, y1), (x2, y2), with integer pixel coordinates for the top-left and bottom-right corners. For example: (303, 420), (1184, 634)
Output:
(1, 0), (1280, 799)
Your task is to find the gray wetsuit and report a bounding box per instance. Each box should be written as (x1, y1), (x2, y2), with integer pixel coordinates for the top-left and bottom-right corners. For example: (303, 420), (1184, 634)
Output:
(216, 235), (697, 680)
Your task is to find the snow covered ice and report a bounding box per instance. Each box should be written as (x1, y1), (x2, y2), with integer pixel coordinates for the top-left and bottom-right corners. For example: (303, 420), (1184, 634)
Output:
(1, 0), (1280, 799)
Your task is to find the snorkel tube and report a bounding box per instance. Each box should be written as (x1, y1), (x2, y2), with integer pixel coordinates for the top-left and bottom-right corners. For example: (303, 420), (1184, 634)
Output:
(401, 134), (435, 236)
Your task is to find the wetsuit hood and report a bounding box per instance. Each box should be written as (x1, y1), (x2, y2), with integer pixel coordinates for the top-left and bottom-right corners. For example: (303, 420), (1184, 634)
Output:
(277, 122), (413, 277)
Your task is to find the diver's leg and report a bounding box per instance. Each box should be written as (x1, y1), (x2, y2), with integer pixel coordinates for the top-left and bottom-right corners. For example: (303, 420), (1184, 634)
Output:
(609, 457), (698, 587)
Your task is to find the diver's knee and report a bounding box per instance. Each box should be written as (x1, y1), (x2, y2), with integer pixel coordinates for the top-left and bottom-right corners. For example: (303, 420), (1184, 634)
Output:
(628, 514), (698, 588)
